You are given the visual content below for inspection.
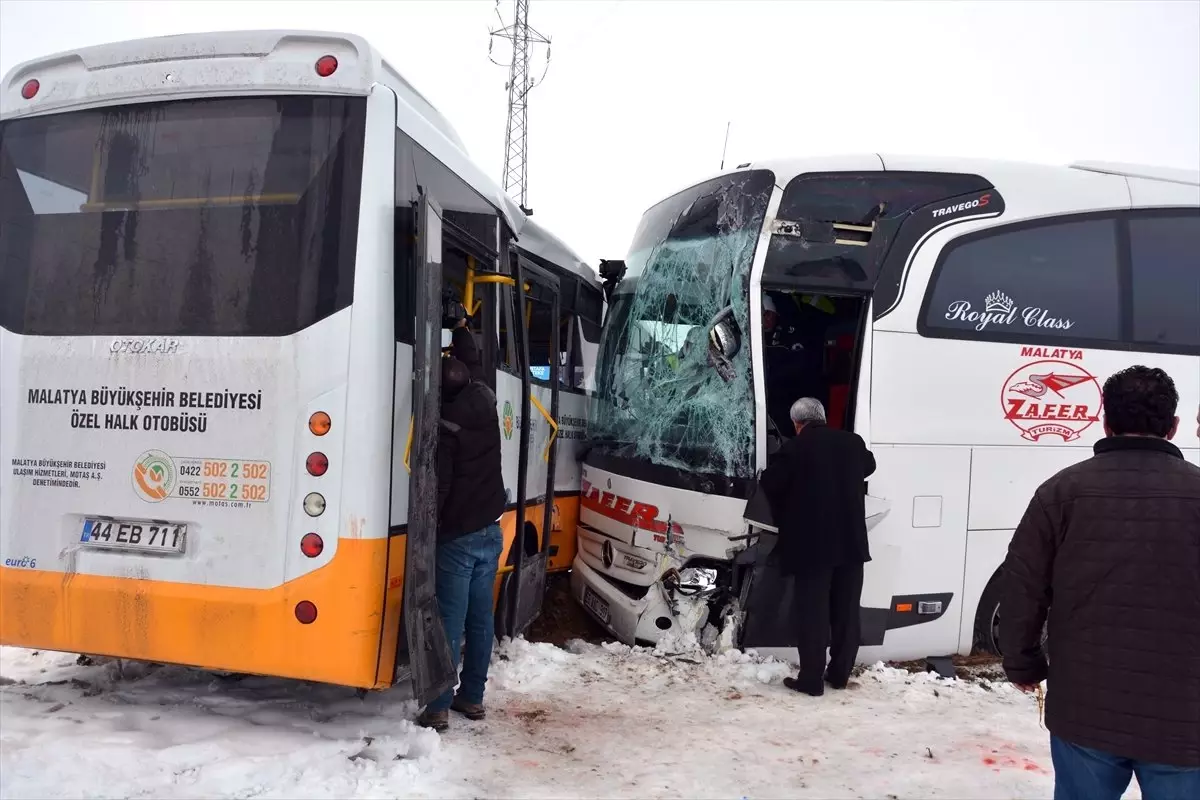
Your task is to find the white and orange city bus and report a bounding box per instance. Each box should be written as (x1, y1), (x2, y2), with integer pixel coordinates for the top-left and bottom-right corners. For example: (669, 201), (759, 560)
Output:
(0, 30), (604, 702)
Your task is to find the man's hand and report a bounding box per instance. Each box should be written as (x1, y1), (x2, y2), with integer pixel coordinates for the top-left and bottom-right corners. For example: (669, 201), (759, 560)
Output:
(1013, 682), (1039, 694)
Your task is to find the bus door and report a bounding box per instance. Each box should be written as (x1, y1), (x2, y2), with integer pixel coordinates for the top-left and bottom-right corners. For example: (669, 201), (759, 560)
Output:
(400, 191), (457, 704)
(854, 299), (897, 634)
(504, 252), (562, 638)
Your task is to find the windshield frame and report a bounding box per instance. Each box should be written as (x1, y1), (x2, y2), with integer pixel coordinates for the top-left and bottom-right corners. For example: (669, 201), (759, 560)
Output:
(588, 169), (776, 493)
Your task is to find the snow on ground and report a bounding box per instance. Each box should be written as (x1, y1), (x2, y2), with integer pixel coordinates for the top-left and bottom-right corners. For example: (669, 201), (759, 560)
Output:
(0, 640), (1140, 800)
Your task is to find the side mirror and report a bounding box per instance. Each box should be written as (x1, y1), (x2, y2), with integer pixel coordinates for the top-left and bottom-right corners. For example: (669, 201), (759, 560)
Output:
(706, 306), (741, 382)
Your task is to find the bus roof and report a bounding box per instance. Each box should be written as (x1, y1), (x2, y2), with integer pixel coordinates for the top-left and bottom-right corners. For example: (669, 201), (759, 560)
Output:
(671, 154), (1199, 210)
(0, 29), (530, 232)
(506, 198), (600, 289)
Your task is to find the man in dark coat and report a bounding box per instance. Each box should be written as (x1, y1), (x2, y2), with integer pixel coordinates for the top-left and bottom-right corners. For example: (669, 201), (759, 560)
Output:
(1001, 365), (1200, 798)
(417, 318), (508, 733)
(759, 396), (876, 696)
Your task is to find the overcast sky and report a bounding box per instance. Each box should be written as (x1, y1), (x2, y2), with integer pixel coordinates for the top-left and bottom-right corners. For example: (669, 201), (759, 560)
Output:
(2, 0), (1197, 267)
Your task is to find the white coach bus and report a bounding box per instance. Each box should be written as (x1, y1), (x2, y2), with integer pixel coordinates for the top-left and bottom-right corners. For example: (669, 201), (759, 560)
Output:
(0, 30), (603, 701)
(573, 155), (1199, 667)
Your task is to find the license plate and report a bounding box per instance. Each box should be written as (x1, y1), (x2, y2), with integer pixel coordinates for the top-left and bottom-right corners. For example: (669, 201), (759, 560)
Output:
(80, 518), (186, 555)
(582, 586), (611, 624)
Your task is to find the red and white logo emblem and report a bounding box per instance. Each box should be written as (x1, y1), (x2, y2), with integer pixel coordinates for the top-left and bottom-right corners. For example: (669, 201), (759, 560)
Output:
(1001, 359), (1101, 441)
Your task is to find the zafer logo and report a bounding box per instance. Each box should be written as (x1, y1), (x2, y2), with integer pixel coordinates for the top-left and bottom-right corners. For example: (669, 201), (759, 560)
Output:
(1001, 360), (1101, 441)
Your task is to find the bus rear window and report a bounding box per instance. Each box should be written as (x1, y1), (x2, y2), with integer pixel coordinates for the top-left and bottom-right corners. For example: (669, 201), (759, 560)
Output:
(0, 96), (366, 337)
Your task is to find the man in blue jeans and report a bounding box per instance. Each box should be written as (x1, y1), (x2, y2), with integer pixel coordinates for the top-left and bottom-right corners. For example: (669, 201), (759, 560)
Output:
(1001, 366), (1200, 799)
(417, 317), (508, 733)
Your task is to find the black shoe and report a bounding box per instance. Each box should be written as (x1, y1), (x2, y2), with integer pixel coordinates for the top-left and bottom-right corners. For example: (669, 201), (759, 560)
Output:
(416, 709), (449, 732)
(824, 675), (848, 690)
(783, 676), (825, 697)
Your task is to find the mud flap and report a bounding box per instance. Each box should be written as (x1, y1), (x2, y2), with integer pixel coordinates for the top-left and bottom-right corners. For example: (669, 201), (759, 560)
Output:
(400, 193), (456, 706)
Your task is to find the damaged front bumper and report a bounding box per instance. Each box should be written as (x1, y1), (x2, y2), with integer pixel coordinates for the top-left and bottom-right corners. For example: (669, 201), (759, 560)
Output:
(571, 523), (734, 649)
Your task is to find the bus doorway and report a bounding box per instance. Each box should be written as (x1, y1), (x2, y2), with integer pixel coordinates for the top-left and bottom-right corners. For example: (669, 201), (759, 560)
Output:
(761, 290), (869, 450)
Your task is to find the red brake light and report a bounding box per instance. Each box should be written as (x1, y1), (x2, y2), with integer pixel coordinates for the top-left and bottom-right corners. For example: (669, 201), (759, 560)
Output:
(20, 79), (39, 100)
(306, 452), (328, 477)
(300, 533), (324, 558)
(315, 55), (338, 77)
(295, 601), (318, 624)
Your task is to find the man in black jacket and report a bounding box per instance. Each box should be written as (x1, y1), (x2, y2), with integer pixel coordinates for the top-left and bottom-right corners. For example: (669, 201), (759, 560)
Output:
(759, 397), (876, 697)
(1001, 365), (1200, 798)
(417, 319), (507, 733)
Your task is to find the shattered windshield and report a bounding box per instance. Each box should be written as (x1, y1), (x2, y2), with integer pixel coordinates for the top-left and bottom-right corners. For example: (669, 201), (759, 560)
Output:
(589, 170), (775, 479)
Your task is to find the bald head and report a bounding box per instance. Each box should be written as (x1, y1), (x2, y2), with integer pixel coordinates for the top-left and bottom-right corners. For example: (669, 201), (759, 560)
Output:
(442, 357), (471, 399)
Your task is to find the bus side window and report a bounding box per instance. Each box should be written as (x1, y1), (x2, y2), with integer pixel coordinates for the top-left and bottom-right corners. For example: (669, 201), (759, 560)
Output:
(527, 300), (555, 384)
(577, 316), (602, 394)
(394, 206), (416, 344)
(498, 282), (519, 373)
(573, 284), (604, 394)
(920, 217), (1121, 346)
(1127, 212), (1200, 350)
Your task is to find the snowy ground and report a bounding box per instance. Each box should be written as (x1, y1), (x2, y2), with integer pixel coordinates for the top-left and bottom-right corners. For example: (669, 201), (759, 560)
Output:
(1, 640), (1140, 800)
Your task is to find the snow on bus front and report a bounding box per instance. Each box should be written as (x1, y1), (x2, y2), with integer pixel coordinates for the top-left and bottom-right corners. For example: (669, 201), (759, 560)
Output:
(0, 95), (366, 598)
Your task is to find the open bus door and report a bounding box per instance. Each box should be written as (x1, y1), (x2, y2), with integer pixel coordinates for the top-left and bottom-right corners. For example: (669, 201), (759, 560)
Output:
(738, 294), (891, 651)
(399, 191), (457, 704)
(501, 252), (562, 638)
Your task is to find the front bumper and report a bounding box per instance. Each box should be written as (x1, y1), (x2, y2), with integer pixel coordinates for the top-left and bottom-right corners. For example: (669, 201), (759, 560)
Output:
(570, 554), (677, 645)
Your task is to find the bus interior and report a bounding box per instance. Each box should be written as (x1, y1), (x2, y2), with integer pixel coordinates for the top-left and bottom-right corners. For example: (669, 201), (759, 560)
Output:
(761, 290), (869, 451)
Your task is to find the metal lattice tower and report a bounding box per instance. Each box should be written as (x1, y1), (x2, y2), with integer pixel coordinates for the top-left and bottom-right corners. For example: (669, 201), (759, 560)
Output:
(489, 0), (550, 215)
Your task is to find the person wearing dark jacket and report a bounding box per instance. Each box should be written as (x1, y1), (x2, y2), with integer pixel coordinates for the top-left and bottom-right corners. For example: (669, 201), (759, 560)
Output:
(759, 397), (876, 697)
(1001, 365), (1200, 799)
(417, 321), (507, 733)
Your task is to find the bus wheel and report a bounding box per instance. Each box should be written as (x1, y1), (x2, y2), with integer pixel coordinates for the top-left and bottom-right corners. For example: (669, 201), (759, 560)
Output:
(972, 572), (1049, 659)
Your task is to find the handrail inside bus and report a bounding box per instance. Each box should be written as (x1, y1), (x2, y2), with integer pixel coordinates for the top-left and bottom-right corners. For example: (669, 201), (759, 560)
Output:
(78, 193), (302, 212)
(529, 393), (558, 463)
(403, 415), (414, 473)
(463, 257), (518, 317)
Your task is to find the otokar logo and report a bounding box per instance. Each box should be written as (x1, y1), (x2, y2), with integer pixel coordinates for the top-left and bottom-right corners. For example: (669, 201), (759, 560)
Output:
(133, 450), (176, 502)
(1001, 360), (1101, 442)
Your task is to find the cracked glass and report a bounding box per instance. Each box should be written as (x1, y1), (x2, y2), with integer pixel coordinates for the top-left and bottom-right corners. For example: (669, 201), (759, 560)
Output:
(589, 170), (775, 479)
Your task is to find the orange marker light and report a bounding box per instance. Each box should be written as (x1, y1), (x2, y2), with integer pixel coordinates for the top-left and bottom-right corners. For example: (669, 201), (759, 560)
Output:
(308, 411), (331, 436)
(895, 603), (913, 613)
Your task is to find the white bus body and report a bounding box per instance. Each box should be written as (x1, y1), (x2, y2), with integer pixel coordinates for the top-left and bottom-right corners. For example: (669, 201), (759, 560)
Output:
(574, 155), (1199, 664)
(0, 30), (602, 697)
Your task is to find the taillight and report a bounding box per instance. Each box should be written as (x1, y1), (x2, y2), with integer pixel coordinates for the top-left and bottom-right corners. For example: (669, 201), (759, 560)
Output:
(303, 492), (326, 517)
(315, 55), (338, 77)
(20, 79), (39, 99)
(300, 533), (324, 558)
(306, 452), (328, 477)
(295, 601), (318, 624)
(308, 411), (331, 436)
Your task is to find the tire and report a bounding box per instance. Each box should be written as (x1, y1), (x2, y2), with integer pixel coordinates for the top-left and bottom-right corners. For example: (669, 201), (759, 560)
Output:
(972, 573), (1005, 656)
(972, 570), (1049, 659)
